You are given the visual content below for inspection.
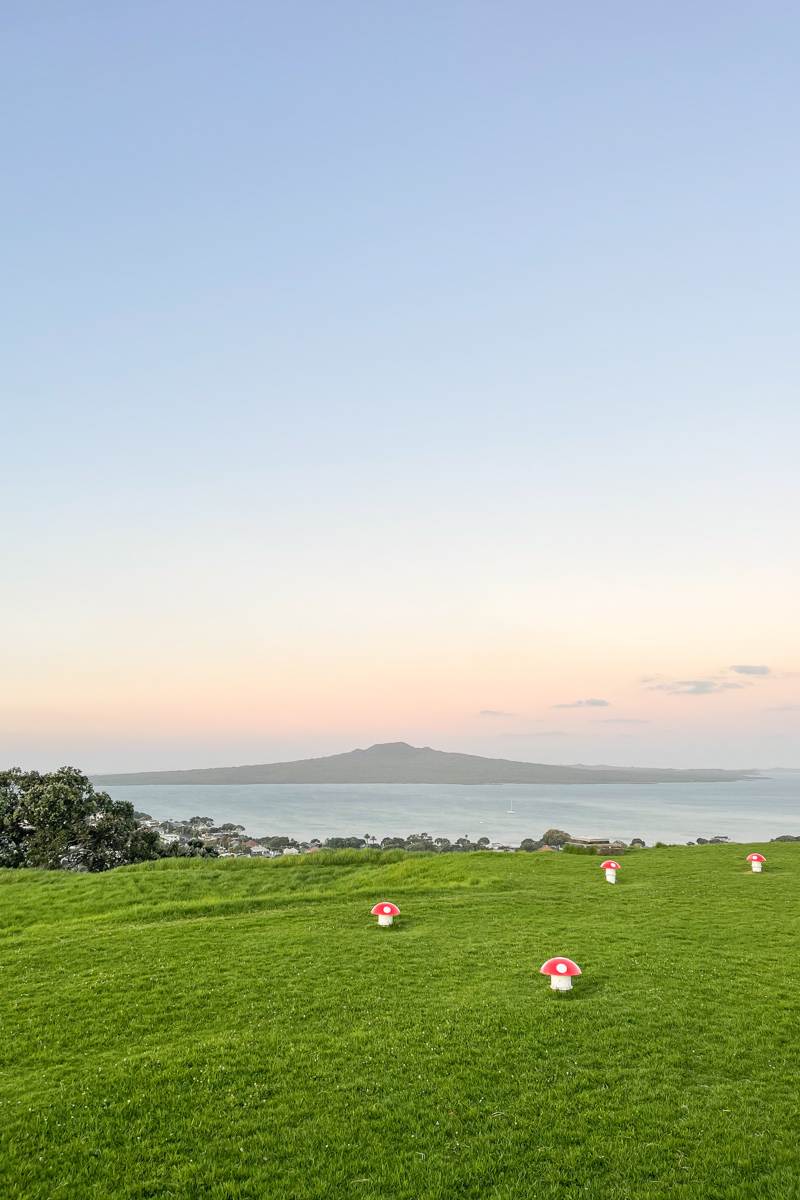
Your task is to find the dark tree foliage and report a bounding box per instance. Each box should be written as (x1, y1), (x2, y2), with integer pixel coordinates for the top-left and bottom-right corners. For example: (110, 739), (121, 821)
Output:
(160, 838), (219, 860)
(262, 836), (299, 851)
(380, 837), (407, 850)
(535, 828), (572, 847)
(1, 767), (166, 872)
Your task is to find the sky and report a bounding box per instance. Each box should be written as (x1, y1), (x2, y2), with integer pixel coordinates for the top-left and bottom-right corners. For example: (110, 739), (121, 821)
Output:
(2, 2), (799, 771)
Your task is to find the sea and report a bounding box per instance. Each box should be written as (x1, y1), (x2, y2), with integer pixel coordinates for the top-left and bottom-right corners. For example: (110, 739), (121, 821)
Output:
(104, 772), (800, 845)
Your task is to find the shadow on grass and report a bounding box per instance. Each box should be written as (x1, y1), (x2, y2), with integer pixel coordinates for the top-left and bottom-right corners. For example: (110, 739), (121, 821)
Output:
(367, 919), (414, 934)
(545, 976), (604, 1001)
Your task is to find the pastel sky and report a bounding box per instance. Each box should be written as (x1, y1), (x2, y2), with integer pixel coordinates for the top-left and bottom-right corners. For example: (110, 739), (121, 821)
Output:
(3, 2), (798, 771)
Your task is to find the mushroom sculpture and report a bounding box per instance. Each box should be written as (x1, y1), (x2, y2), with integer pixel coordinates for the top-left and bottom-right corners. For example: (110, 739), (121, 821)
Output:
(600, 859), (621, 884)
(746, 853), (766, 874)
(371, 900), (400, 927)
(540, 956), (582, 992)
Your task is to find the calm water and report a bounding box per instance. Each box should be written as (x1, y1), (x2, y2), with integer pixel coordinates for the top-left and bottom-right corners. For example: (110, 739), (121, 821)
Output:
(105, 774), (800, 844)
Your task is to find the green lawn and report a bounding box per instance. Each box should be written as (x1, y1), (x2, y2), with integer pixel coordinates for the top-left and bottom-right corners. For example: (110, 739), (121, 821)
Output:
(1, 845), (799, 1199)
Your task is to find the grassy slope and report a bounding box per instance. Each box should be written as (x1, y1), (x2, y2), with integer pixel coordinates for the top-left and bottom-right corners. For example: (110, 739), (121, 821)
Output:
(1, 846), (798, 1200)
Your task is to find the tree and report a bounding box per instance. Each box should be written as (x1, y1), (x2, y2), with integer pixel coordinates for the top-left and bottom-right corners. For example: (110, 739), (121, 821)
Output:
(539, 828), (572, 847)
(0, 767), (163, 871)
(405, 832), (435, 852)
(264, 836), (299, 851)
(160, 838), (219, 860)
(0, 769), (28, 867)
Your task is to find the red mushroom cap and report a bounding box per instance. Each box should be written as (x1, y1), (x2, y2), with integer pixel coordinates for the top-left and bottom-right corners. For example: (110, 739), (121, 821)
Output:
(600, 860), (621, 870)
(371, 901), (400, 917)
(539, 956), (582, 977)
(746, 853), (766, 863)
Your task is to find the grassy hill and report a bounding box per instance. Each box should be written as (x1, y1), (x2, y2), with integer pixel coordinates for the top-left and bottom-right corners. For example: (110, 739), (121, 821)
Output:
(1, 845), (798, 1199)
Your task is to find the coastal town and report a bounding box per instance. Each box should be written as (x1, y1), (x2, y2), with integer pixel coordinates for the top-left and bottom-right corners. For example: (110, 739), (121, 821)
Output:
(135, 813), (743, 857)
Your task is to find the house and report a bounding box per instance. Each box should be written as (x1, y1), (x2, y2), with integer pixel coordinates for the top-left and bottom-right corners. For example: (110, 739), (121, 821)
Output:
(282, 847), (300, 856)
(159, 832), (180, 845)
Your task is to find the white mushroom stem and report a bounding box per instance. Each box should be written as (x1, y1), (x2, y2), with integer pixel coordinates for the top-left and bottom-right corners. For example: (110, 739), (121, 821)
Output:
(751, 861), (762, 873)
(550, 976), (572, 991)
(605, 868), (617, 883)
(378, 914), (394, 926)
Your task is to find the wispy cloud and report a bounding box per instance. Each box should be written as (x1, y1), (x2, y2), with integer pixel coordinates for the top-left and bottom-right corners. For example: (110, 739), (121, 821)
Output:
(599, 718), (649, 724)
(552, 698), (610, 709)
(645, 663), (776, 695)
(478, 709), (515, 718)
(647, 679), (743, 695)
(765, 704), (800, 712)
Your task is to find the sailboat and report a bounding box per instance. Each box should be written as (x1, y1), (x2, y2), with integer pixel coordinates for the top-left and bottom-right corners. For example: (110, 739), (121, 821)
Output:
(507, 795), (515, 814)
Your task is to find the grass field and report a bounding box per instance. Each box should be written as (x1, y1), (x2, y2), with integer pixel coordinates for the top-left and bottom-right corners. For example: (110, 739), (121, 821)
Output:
(1, 845), (799, 1199)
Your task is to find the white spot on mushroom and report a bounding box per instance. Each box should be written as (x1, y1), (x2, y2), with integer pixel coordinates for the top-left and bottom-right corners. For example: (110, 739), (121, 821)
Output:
(556, 963), (567, 974)
(383, 906), (392, 913)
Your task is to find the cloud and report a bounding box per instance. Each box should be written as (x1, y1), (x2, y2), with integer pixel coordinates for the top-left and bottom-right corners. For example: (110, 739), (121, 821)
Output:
(765, 704), (800, 712)
(599, 718), (650, 725)
(644, 664), (775, 696)
(478, 709), (516, 718)
(647, 679), (744, 695)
